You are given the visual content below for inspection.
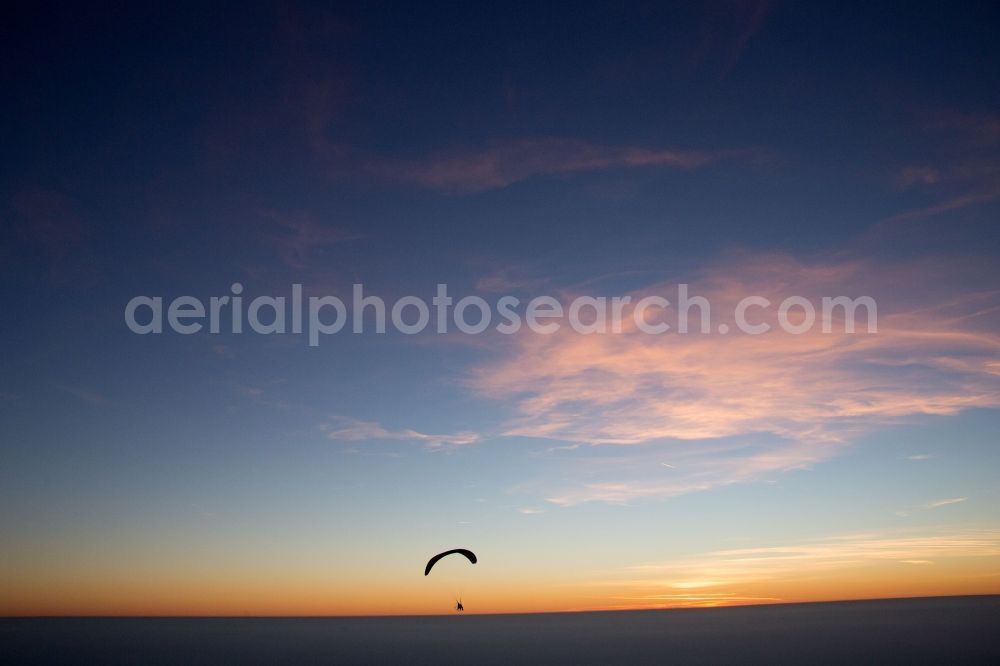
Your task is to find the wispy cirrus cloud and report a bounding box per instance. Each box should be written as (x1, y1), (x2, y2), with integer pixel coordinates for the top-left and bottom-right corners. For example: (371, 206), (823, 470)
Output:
(243, 211), (362, 295)
(626, 529), (1000, 578)
(594, 528), (1000, 608)
(8, 188), (99, 287)
(321, 416), (480, 449)
(474, 254), (1000, 446)
(370, 138), (754, 194)
(924, 497), (969, 509)
(59, 386), (113, 407)
(683, 0), (775, 78)
(469, 252), (1000, 505)
(884, 111), (1000, 223)
(263, 212), (360, 272)
(537, 437), (838, 506)
(881, 187), (1000, 224)
(926, 111), (1000, 146)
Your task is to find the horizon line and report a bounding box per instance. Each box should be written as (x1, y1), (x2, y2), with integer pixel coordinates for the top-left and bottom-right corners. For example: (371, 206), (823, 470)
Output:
(4, 593), (999, 620)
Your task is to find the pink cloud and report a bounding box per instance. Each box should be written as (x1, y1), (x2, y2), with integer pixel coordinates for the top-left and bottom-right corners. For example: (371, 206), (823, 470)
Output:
(474, 255), (1000, 445)
(369, 138), (744, 193)
(604, 527), (1000, 591)
(467, 253), (1000, 504)
(926, 112), (1000, 146)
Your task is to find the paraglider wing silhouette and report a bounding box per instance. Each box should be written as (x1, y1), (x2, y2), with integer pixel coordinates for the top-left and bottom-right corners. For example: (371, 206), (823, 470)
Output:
(424, 548), (477, 576)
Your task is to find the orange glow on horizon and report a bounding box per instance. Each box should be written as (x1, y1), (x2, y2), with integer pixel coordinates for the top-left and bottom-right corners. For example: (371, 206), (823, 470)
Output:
(5, 531), (1000, 616)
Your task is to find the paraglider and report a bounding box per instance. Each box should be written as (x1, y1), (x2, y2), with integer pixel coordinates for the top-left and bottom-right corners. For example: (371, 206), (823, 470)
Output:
(424, 548), (477, 612)
(423, 548), (477, 576)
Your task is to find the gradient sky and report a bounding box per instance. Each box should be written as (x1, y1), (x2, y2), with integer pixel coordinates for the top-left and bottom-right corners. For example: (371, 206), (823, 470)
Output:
(2, 1), (1000, 615)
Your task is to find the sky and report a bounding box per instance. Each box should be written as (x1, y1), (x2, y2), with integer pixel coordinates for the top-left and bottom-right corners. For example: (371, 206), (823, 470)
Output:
(2, 1), (1000, 616)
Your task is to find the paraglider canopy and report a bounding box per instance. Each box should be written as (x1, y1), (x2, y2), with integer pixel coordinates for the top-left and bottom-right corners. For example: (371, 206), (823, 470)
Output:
(424, 548), (477, 576)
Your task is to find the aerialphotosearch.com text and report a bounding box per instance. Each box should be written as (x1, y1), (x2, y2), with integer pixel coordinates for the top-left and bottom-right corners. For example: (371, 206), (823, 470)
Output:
(125, 282), (878, 347)
(124, 283), (878, 346)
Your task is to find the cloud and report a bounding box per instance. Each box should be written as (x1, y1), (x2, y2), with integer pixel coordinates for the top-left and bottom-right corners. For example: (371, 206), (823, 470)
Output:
(881, 111), (1000, 223)
(369, 138), (747, 194)
(212, 344), (235, 358)
(880, 187), (1000, 224)
(473, 263), (549, 294)
(59, 386), (113, 407)
(683, 0), (775, 78)
(924, 497), (968, 509)
(897, 166), (941, 189)
(240, 210), (362, 296)
(608, 593), (780, 608)
(233, 380), (289, 410)
(895, 496), (968, 516)
(8, 188), (98, 287)
(262, 212), (360, 272)
(584, 528), (1000, 608)
(474, 254), (1000, 446)
(321, 416), (480, 449)
(927, 112), (1000, 146)
(537, 436), (843, 506)
(626, 529), (1000, 578)
(906, 454), (933, 461)
(200, 5), (356, 174)
(469, 252), (1000, 504)
(593, 528), (1000, 607)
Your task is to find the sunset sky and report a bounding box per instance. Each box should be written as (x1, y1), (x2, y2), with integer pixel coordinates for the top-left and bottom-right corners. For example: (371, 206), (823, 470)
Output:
(2, 2), (1000, 615)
